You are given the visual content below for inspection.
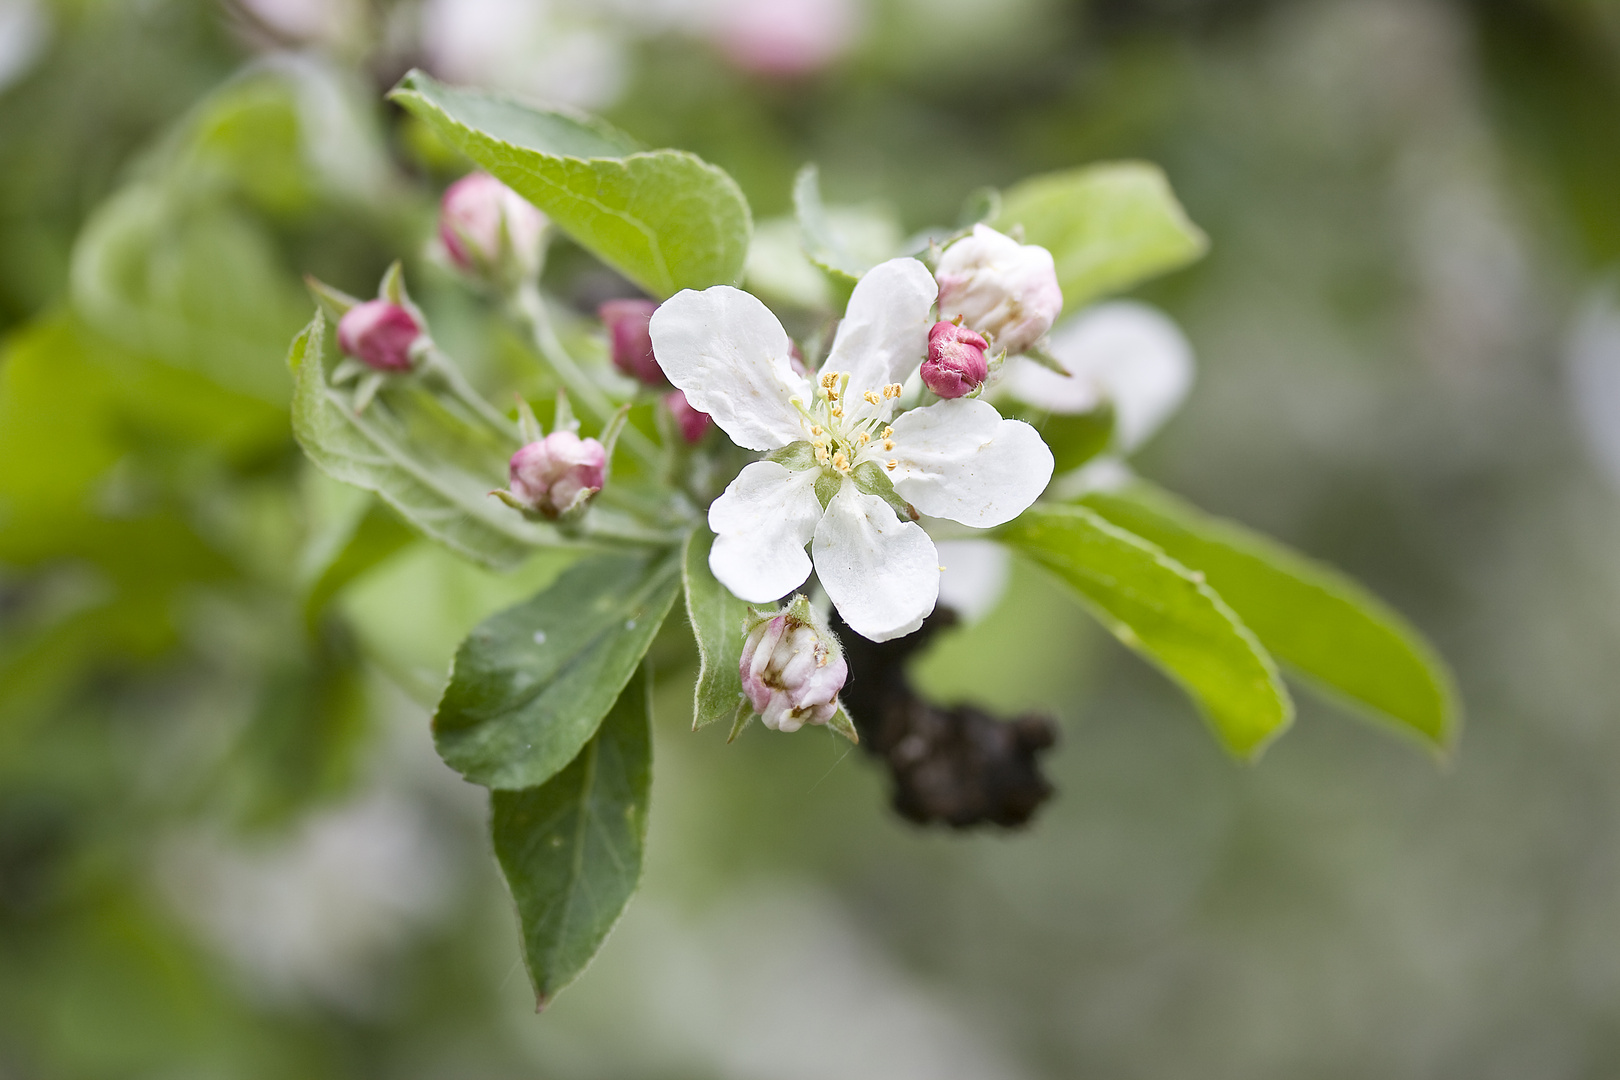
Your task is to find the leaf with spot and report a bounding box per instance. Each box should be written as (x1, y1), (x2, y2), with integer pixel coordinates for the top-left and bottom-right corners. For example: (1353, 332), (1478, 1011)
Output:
(492, 671), (651, 1008)
(433, 549), (681, 789)
(1001, 503), (1292, 759)
(390, 70), (751, 299)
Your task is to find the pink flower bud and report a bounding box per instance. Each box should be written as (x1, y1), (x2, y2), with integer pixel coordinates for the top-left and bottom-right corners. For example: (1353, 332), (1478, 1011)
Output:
(507, 431), (606, 520)
(935, 224), (1063, 356)
(440, 172), (546, 279)
(598, 299), (665, 385)
(922, 321), (990, 399)
(739, 606), (848, 733)
(664, 389), (712, 444)
(336, 300), (421, 373)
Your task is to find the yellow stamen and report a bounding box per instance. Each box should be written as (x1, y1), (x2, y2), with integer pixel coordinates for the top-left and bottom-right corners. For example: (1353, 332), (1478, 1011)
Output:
(883, 439), (894, 450)
(864, 390), (881, 405)
(882, 426), (894, 439)
(833, 452), (848, 471)
(810, 425), (823, 436)
(886, 460), (898, 470)
(884, 383), (903, 399)
(858, 432), (870, 445)
(831, 407), (842, 418)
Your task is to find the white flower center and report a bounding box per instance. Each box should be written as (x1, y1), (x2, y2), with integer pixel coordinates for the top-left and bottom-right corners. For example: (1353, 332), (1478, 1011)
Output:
(792, 370), (905, 476)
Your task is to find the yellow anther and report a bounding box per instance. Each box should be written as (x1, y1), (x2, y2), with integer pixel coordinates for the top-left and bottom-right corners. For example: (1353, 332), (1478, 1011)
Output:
(810, 425), (823, 436)
(864, 390), (881, 405)
(882, 426), (894, 439)
(831, 407), (842, 418)
(884, 383), (903, 398)
(833, 452), (848, 471)
(883, 439), (894, 450)
(820, 371), (839, 388)
(858, 432), (871, 445)
(886, 460), (898, 470)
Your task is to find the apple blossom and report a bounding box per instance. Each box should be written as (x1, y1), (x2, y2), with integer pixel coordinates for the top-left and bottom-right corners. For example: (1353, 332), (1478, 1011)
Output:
(336, 299), (421, 373)
(1003, 301), (1194, 453)
(664, 389), (712, 444)
(439, 172), (546, 282)
(599, 298), (664, 385)
(739, 596), (849, 733)
(922, 320), (990, 399)
(502, 431), (606, 521)
(935, 224), (1062, 356)
(650, 257), (1054, 641)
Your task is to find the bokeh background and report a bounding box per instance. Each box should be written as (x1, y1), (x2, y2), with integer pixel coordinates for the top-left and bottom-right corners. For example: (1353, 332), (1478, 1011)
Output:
(5, 0), (1620, 1076)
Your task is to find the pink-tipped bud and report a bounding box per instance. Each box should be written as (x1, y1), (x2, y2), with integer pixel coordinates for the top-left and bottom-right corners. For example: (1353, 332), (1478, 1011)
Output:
(440, 172), (546, 279)
(336, 300), (421, 373)
(935, 224), (1063, 356)
(599, 299), (664, 386)
(507, 431), (606, 520)
(739, 602), (848, 733)
(664, 389), (712, 443)
(922, 321), (990, 399)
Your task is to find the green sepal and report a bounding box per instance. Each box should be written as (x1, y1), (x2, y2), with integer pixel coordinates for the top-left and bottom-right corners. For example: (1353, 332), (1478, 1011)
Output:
(304, 275), (362, 323)
(850, 460), (918, 521)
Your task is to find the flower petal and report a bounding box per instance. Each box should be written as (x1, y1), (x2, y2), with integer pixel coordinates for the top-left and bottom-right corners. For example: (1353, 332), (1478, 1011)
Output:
(1004, 301), (1193, 452)
(823, 257), (937, 392)
(813, 479), (939, 642)
(886, 398), (1054, 527)
(650, 286), (812, 451)
(708, 461), (824, 602)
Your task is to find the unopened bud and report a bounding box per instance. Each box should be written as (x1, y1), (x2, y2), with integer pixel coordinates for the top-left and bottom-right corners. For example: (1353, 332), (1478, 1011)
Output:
(506, 431), (606, 521)
(922, 320), (989, 399)
(599, 299), (664, 385)
(935, 224), (1063, 356)
(336, 300), (421, 373)
(739, 598), (848, 733)
(440, 172), (546, 281)
(664, 389), (712, 443)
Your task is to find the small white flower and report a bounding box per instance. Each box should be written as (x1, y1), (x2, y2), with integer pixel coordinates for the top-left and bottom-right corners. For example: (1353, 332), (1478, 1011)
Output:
(650, 258), (1054, 641)
(1004, 300), (1194, 453)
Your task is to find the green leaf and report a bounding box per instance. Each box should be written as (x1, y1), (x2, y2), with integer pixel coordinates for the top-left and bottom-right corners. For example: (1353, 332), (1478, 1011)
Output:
(389, 70), (751, 299)
(287, 311), (563, 570)
(433, 549), (681, 789)
(792, 164), (905, 308)
(492, 671), (651, 1009)
(1001, 504), (1292, 759)
(1017, 404), (1116, 474)
(1080, 483), (1459, 750)
(995, 162), (1208, 310)
(71, 183), (310, 404)
(682, 528), (749, 729)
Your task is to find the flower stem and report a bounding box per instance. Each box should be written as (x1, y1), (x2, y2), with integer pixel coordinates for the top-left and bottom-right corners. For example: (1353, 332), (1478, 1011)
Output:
(510, 282), (661, 468)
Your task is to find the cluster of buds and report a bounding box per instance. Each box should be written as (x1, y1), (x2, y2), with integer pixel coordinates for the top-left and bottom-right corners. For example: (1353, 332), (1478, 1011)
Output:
(738, 595), (852, 737)
(440, 172), (548, 286)
(934, 224), (1063, 359)
(599, 298), (713, 444)
(921, 319), (990, 399)
(492, 394), (611, 523)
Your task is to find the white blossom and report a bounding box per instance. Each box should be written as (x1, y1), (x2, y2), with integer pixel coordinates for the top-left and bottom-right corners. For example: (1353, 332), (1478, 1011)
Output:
(650, 258), (1053, 641)
(1004, 300), (1194, 453)
(935, 224), (1063, 356)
